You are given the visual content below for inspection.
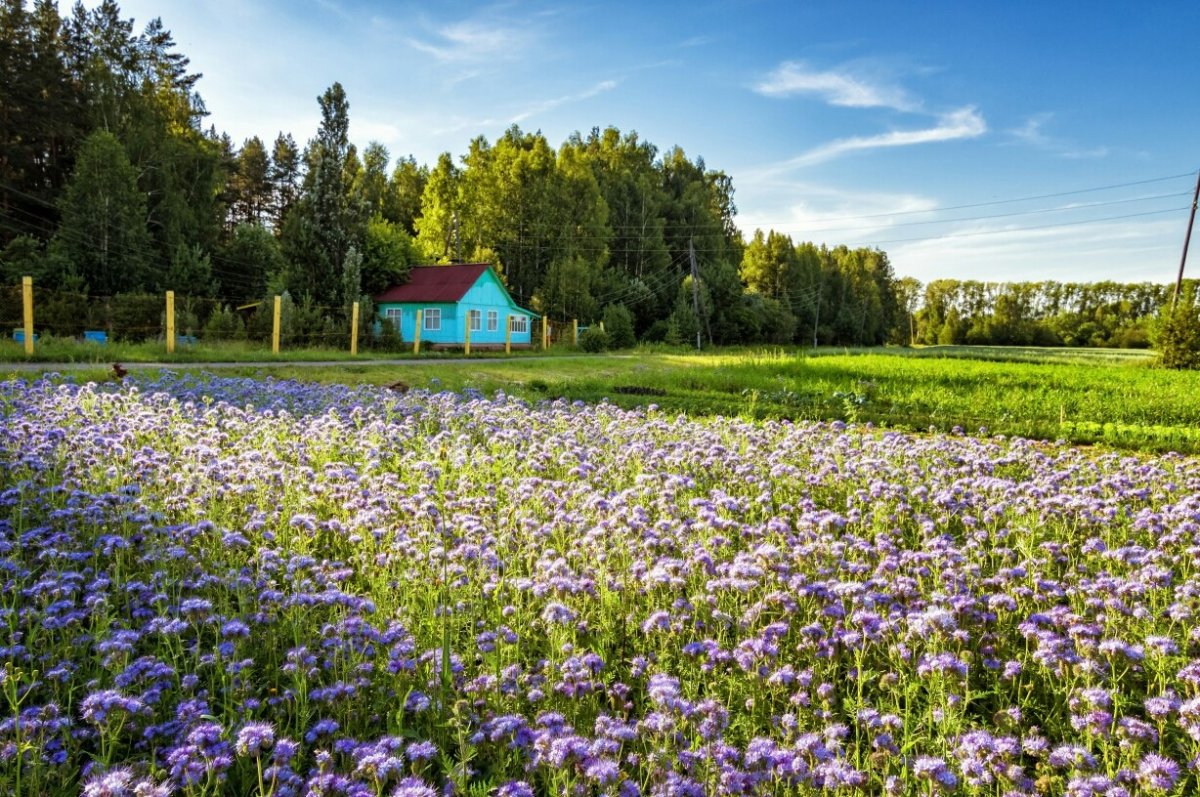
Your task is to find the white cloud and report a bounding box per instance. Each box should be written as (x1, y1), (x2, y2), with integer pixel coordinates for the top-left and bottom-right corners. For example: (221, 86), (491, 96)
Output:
(407, 17), (534, 63)
(734, 181), (940, 244)
(780, 106), (987, 168)
(1008, 113), (1109, 159)
(754, 61), (914, 111)
(509, 80), (618, 123)
(888, 216), (1181, 283)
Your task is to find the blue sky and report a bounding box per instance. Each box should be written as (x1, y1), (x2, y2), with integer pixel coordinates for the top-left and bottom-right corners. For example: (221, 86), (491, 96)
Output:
(75, 1), (1200, 284)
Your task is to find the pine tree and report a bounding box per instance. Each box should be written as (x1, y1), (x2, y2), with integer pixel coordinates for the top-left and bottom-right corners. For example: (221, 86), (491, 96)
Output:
(50, 129), (151, 295)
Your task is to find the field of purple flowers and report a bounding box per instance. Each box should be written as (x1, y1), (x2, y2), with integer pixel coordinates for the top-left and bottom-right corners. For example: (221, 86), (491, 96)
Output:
(2, 373), (1199, 796)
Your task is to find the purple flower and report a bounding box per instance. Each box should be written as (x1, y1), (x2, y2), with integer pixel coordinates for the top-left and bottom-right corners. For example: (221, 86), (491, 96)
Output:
(498, 782), (535, 797)
(235, 722), (275, 756)
(406, 740), (438, 761)
(1138, 753), (1180, 791)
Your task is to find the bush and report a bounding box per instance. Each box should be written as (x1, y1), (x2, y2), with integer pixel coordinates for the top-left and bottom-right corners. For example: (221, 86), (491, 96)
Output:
(579, 326), (610, 353)
(374, 316), (404, 352)
(1154, 289), (1200, 369)
(202, 305), (244, 342)
(601, 304), (636, 349)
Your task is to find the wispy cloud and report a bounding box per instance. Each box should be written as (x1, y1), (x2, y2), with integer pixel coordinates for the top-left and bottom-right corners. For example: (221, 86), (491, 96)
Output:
(780, 106), (987, 169)
(889, 216), (1180, 282)
(754, 61), (915, 111)
(407, 14), (536, 63)
(509, 80), (618, 123)
(1009, 113), (1109, 159)
(734, 182), (939, 243)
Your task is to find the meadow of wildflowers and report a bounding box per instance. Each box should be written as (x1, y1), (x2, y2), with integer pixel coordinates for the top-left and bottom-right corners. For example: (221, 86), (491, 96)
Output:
(2, 372), (1199, 796)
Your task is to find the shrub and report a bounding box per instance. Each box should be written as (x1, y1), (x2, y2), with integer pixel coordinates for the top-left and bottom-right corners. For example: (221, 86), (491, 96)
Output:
(1154, 289), (1200, 369)
(579, 326), (610, 352)
(601, 304), (636, 349)
(202, 305), (244, 342)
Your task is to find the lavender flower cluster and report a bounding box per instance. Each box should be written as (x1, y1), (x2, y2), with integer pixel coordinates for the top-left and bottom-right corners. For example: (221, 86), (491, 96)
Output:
(2, 372), (1199, 796)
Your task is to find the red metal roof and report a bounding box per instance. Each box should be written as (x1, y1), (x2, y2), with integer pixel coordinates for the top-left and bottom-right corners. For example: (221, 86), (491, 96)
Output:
(374, 263), (491, 303)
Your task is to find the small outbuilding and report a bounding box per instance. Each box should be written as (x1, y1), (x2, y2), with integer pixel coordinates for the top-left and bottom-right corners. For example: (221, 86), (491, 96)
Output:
(374, 263), (538, 348)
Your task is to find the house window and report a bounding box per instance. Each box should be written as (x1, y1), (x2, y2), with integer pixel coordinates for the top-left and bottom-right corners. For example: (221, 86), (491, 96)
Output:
(487, 310), (498, 331)
(423, 308), (441, 331)
(510, 315), (528, 334)
(469, 309), (481, 332)
(384, 308), (402, 326)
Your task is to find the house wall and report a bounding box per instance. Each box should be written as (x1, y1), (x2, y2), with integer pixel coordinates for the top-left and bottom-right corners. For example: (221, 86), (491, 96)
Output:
(377, 271), (535, 346)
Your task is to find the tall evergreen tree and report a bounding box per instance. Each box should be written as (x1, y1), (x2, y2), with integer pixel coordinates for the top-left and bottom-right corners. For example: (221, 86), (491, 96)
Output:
(49, 128), (151, 294)
(269, 132), (300, 228)
(280, 82), (361, 308)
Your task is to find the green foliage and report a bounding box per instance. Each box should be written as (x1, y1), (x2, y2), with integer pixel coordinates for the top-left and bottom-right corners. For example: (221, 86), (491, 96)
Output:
(107, 293), (162, 342)
(578, 325), (610, 352)
(0, 235), (45, 282)
(217, 224), (285, 303)
(51, 130), (152, 295)
(373, 315), (404, 352)
(601, 303), (636, 349)
(1154, 288), (1200, 369)
(363, 215), (415, 294)
(167, 243), (215, 298)
(201, 304), (244, 341)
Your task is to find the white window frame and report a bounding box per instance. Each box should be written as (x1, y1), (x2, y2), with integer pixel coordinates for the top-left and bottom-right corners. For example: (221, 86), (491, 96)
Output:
(469, 309), (482, 332)
(510, 315), (528, 334)
(384, 308), (402, 325)
(487, 310), (498, 332)
(423, 308), (441, 331)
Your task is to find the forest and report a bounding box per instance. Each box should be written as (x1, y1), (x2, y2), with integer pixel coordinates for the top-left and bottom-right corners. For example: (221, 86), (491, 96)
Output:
(0, 1), (1184, 349)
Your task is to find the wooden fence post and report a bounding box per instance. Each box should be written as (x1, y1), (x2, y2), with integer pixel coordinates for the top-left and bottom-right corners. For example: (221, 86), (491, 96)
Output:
(465, 313), (472, 356)
(505, 315), (511, 354)
(414, 309), (423, 354)
(350, 301), (359, 355)
(166, 290), (175, 354)
(573, 318), (578, 346)
(22, 276), (33, 355)
(542, 318), (549, 350)
(272, 295), (281, 355)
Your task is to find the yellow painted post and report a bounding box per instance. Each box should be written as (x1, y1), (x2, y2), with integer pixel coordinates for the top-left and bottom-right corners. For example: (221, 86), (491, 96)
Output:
(542, 319), (549, 350)
(21, 276), (33, 355)
(166, 290), (176, 354)
(414, 309), (423, 354)
(350, 301), (359, 355)
(465, 314), (472, 356)
(272, 295), (281, 355)
(504, 315), (511, 354)
(572, 318), (578, 346)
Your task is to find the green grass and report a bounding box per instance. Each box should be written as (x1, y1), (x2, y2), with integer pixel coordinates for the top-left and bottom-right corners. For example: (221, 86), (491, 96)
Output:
(9, 342), (1199, 453)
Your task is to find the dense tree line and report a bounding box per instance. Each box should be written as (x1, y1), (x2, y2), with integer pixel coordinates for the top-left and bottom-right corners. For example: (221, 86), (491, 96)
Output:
(0, 0), (907, 346)
(907, 279), (1194, 349)
(0, 1), (1180, 351)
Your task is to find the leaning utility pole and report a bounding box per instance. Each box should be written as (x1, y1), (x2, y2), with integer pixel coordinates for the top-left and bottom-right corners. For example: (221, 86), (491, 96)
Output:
(688, 237), (702, 350)
(1172, 170), (1200, 310)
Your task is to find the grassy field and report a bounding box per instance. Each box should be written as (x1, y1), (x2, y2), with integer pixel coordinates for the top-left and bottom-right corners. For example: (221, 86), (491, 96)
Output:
(10, 343), (1198, 454)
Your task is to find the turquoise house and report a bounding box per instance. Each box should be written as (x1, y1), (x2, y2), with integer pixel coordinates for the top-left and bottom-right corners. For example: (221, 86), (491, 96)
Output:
(374, 263), (538, 348)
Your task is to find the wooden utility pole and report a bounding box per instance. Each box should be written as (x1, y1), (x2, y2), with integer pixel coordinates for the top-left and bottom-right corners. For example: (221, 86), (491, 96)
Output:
(271, 295), (281, 354)
(1172, 170), (1200, 310)
(350, 301), (359, 355)
(21, 276), (33, 355)
(166, 291), (175, 354)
